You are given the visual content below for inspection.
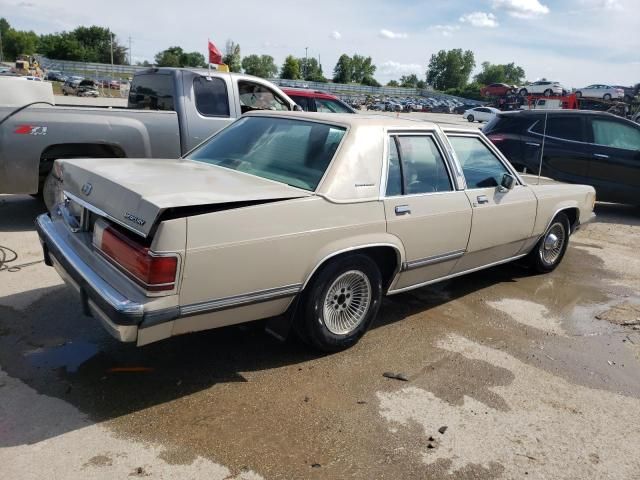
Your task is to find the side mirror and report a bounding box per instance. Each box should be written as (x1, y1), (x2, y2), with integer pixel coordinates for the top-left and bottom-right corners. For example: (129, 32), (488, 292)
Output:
(499, 173), (516, 192)
(292, 104), (303, 112)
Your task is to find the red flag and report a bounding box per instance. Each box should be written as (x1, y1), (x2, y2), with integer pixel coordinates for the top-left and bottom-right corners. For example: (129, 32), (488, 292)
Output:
(208, 40), (222, 65)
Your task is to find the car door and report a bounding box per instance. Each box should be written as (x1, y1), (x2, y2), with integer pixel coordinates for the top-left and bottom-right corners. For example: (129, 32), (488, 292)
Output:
(522, 114), (591, 182)
(383, 133), (472, 291)
(587, 116), (640, 204)
(446, 133), (537, 272)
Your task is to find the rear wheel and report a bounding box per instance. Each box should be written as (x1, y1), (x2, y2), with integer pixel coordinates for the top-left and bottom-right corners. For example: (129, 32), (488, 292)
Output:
(467, 114), (475, 122)
(544, 89), (553, 97)
(296, 254), (382, 352)
(575, 91), (582, 98)
(528, 213), (570, 273)
(519, 88), (528, 97)
(603, 93), (612, 101)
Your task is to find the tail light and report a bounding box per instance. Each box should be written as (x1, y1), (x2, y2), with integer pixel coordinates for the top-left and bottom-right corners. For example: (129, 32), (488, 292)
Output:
(487, 134), (506, 143)
(93, 220), (177, 292)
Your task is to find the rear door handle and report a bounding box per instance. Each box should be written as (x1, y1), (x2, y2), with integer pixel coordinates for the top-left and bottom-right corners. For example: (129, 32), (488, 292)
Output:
(395, 205), (411, 215)
(526, 142), (541, 147)
(476, 195), (489, 204)
(593, 153), (609, 159)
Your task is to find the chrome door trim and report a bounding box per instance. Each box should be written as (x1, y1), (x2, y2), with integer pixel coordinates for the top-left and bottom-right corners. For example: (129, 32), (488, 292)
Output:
(388, 252), (528, 295)
(180, 283), (302, 316)
(402, 249), (465, 271)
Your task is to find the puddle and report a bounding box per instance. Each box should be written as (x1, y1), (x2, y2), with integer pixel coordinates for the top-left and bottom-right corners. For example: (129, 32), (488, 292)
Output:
(25, 340), (99, 373)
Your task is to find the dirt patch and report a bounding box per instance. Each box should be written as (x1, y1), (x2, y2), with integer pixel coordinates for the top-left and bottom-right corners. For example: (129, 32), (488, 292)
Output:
(595, 302), (640, 326)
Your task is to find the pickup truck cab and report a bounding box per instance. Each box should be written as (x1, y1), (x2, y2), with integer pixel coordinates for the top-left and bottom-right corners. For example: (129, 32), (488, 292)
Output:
(0, 68), (297, 206)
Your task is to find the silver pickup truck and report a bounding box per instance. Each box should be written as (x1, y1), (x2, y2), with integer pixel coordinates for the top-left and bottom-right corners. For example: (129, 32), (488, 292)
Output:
(0, 68), (297, 206)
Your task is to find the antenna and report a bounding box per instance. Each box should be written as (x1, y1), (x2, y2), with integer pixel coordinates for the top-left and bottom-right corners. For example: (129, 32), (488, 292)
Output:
(537, 111), (548, 185)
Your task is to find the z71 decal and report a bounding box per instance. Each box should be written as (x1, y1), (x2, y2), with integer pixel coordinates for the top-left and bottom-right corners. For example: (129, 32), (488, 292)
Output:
(15, 125), (48, 135)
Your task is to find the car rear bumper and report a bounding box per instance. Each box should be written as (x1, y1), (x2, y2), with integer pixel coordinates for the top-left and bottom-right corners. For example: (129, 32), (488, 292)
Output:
(36, 213), (147, 342)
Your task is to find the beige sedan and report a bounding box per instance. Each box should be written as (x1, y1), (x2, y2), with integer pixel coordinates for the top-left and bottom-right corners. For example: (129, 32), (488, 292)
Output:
(37, 112), (596, 351)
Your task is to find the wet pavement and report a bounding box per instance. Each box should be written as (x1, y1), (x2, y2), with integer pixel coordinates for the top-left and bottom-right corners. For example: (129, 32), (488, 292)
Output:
(1, 195), (640, 479)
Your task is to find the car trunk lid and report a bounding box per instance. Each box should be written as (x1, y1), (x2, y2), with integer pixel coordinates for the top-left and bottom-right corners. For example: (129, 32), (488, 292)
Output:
(60, 157), (312, 237)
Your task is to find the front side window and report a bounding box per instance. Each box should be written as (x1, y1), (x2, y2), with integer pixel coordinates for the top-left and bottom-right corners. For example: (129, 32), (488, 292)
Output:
(314, 98), (354, 113)
(128, 74), (175, 111)
(289, 95), (312, 111)
(448, 136), (510, 189)
(188, 117), (345, 191)
(238, 81), (289, 113)
(193, 76), (230, 117)
(386, 135), (452, 195)
(592, 119), (640, 150)
(531, 116), (584, 142)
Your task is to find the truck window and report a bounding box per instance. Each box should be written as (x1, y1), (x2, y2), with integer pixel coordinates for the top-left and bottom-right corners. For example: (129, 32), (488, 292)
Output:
(128, 74), (175, 111)
(193, 76), (230, 117)
(238, 81), (289, 113)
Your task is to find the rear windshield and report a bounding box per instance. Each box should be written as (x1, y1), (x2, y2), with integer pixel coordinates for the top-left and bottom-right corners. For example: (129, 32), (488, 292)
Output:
(128, 74), (175, 111)
(188, 116), (346, 191)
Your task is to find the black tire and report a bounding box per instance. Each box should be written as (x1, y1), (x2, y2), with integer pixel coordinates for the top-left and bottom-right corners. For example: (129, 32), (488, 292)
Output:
(296, 254), (383, 352)
(467, 114), (475, 122)
(519, 88), (528, 97)
(575, 91), (582, 98)
(544, 89), (553, 97)
(528, 213), (571, 274)
(603, 93), (611, 101)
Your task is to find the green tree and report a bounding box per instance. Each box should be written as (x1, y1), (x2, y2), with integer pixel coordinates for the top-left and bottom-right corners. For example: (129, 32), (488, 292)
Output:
(3, 29), (38, 60)
(351, 54), (376, 83)
(154, 46), (204, 67)
(399, 74), (419, 88)
(387, 80), (399, 87)
(298, 57), (325, 82)
(416, 80), (426, 89)
(280, 55), (301, 80)
(223, 40), (242, 72)
(333, 54), (352, 83)
(361, 76), (380, 87)
(474, 61), (526, 85)
(426, 49), (475, 90)
(445, 82), (484, 101)
(242, 54), (278, 78)
(37, 26), (127, 64)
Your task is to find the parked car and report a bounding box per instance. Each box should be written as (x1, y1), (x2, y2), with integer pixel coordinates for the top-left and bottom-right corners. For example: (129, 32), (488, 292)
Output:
(61, 77), (84, 95)
(36, 111), (595, 351)
(0, 68), (298, 209)
(431, 104), (453, 113)
(612, 84), (639, 103)
(76, 79), (99, 97)
(463, 106), (500, 123)
(518, 81), (565, 97)
(454, 104), (477, 114)
(45, 70), (66, 82)
(480, 83), (516, 97)
(484, 110), (640, 205)
(575, 85), (624, 101)
(282, 88), (356, 113)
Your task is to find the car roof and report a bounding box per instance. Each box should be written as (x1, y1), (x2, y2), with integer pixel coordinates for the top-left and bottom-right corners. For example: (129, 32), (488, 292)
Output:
(281, 87), (338, 100)
(498, 109), (616, 117)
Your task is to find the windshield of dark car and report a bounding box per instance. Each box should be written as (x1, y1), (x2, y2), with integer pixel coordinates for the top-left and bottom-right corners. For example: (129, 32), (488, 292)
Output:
(188, 116), (347, 191)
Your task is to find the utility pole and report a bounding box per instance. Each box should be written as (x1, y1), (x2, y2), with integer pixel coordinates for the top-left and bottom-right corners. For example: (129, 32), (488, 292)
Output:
(128, 36), (132, 65)
(304, 46), (308, 80)
(0, 28), (3, 64)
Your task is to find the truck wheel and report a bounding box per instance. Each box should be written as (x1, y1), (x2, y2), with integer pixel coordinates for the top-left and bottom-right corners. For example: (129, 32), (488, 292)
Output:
(528, 213), (570, 274)
(297, 254), (382, 352)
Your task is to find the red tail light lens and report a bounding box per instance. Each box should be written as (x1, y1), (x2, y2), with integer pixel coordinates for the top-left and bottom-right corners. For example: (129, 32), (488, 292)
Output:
(487, 134), (506, 143)
(94, 220), (177, 292)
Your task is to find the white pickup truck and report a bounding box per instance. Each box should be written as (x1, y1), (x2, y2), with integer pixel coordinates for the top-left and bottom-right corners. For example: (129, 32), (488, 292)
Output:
(0, 68), (298, 207)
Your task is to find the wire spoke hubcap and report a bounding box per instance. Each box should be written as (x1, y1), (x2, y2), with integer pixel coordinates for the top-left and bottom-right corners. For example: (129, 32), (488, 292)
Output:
(323, 270), (372, 335)
(540, 222), (566, 264)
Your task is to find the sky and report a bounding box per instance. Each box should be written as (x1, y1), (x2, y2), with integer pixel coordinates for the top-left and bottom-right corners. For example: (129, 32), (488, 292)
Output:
(1, 0), (639, 88)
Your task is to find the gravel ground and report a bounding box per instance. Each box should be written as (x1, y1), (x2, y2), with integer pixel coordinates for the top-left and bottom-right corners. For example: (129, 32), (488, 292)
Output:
(1, 192), (639, 479)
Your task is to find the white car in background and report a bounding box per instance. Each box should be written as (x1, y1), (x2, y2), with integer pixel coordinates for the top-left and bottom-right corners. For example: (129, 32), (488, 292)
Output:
(575, 84), (624, 101)
(518, 81), (565, 97)
(463, 106), (500, 123)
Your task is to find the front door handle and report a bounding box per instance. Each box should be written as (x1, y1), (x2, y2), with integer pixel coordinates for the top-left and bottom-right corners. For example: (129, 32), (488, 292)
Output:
(526, 142), (541, 147)
(395, 205), (411, 215)
(593, 153), (609, 159)
(476, 195), (489, 204)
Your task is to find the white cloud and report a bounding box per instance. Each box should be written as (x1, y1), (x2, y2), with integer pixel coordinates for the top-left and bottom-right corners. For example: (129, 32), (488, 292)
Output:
(330, 30), (341, 40)
(431, 24), (461, 36)
(492, 0), (550, 18)
(378, 60), (423, 76)
(581, 0), (622, 10)
(459, 12), (499, 28)
(379, 29), (408, 39)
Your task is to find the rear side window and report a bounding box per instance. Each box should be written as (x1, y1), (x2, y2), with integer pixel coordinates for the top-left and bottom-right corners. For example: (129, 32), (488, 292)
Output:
(289, 95), (312, 112)
(193, 77), (230, 117)
(314, 98), (353, 114)
(128, 74), (175, 111)
(484, 115), (525, 134)
(531, 116), (584, 142)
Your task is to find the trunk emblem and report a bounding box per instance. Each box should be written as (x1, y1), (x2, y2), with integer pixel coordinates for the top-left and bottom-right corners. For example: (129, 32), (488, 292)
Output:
(81, 183), (93, 195)
(124, 212), (146, 226)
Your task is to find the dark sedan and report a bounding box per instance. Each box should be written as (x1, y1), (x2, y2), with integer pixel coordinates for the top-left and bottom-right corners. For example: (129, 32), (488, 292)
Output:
(484, 110), (640, 205)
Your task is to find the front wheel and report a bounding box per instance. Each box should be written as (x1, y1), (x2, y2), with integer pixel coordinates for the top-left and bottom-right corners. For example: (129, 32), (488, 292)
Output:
(528, 213), (570, 273)
(467, 114), (475, 122)
(297, 254), (382, 352)
(544, 89), (553, 97)
(575, 91), (582, 98)
(603, 93), (612, 101)
(519, 88), (528, 97)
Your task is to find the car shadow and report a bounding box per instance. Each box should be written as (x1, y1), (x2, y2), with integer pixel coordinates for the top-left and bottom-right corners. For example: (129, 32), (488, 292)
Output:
(594, 202), (640, 226)
(0, 194), (46, 232)
(0, 261), (530, 448)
